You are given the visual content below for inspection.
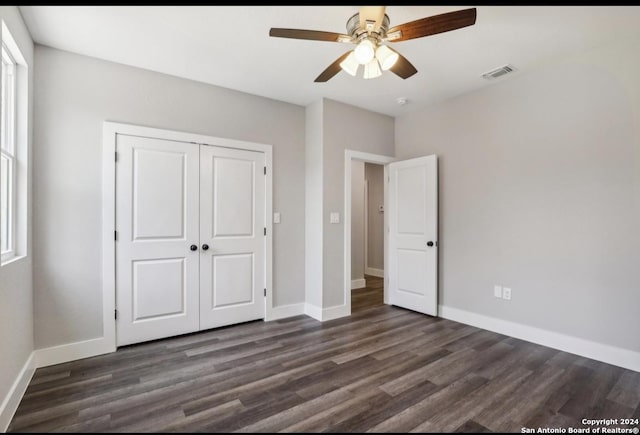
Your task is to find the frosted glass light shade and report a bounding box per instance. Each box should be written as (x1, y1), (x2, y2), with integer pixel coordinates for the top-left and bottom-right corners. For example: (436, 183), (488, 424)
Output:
(375, 44), (399, 71)
(354, 39), (375, 64)
(339, 51), (359, 76)
(363, 59), (382, 79)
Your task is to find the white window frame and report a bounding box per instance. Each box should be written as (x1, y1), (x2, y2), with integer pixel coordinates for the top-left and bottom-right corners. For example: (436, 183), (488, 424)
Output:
(1, 42), (17, 263)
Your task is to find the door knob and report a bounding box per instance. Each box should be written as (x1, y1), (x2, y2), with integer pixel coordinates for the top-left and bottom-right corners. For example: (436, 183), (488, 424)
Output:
(190, 244), (198, 251)
(202, 244), (209, 251)
(426, 241), (434, 247)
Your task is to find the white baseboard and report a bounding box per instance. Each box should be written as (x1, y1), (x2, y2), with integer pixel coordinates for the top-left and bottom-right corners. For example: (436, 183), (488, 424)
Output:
(0, 352), (35, 432)
(304, 303), (323, 321)
(439, 305), (640, 373)
(351, 278), (366, 290)
(304, 303), (350, 322)
(1, 337), (116, 431)
(365, 267), (384, 278)
(34, 337), (115, 369)
(321, 304), (350, 321)
(265, 303), (305, 321)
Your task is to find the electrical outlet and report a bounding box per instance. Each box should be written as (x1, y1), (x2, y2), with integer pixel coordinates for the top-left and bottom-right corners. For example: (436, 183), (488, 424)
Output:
(502, 287), (512, 300)
(494, 285), (502, 298)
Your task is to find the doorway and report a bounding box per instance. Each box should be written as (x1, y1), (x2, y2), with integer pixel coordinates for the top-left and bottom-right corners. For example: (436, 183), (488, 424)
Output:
(344, 150), (394, 315)
(344, 150), (439, 318)
(350, 160), (386, 312)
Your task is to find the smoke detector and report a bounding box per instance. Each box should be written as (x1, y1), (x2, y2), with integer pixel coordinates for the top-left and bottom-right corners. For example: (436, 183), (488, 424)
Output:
(396, 97), (408, 106)
(482, 64), (517, 80)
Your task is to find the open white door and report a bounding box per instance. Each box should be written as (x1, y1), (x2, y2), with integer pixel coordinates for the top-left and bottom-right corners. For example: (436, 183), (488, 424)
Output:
(388, 155), (438, 316)
(199, 145), (266, 329)
(115, 135), (200, 346)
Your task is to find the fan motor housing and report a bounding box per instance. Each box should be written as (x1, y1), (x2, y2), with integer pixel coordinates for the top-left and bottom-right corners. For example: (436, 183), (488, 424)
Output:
(346, 13), (390, 41)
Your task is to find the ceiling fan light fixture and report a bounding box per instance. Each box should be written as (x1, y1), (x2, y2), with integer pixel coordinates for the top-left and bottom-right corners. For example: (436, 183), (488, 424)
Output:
(354, 39), (375, 65)
(376, 44), (399, 71)
(363, 58), (382, 79)
(339, 51), (359, 76)
(269, 7), (477, 82)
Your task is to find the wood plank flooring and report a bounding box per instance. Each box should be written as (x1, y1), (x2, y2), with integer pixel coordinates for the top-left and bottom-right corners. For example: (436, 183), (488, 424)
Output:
(351, 275), (384, 312)
(9, 276), (640, 432)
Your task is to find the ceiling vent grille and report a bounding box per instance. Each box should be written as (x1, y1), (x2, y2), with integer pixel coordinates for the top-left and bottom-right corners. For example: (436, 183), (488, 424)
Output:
(482, 64), (517, 80)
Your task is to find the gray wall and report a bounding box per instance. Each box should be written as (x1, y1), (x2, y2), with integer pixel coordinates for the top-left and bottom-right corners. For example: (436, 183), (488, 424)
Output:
(395, 41), (640, 352)
(33, 45), (306, 349)
(305, 100), (323, 309)
(365, 163), (384, 271)
(350, 161), (365, 281)
(0, 5), (33, 421)
(323, 98), (394, 307)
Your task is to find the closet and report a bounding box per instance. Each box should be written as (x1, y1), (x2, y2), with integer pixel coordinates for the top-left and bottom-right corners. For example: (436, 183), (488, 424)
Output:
(114, 134), (266, 346)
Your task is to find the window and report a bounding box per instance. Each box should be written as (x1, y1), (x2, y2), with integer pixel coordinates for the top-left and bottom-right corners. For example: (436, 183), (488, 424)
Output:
(1, 20), (26, 266)
(1, 43), (16, 261)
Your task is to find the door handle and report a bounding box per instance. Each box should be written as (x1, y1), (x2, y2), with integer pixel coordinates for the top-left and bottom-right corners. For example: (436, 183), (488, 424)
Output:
(426, 241), (434, 247)
(202, 244), (210, 251)
(190, 244), (198, 251)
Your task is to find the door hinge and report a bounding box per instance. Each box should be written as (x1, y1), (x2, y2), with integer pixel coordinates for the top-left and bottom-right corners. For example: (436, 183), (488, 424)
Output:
(264, 166), (266, 175)
(115, 151), (118, 162)
(114, 309), (118, 320)
(264, 227), (266, 236)
(114, 230), (118, 241)
(264, 288), (267, 297)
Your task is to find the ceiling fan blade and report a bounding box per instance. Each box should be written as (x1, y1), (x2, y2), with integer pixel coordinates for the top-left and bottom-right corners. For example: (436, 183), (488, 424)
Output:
(314, 51), (352, 83)
(387, 7), (476, 42)
(359, 6), (387, 33)
(269, 28), (351, 43)
(390, 52), (418, 79)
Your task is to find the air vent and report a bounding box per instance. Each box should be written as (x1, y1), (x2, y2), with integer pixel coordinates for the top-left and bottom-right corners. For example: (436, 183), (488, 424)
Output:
(482, 64), (517, 80)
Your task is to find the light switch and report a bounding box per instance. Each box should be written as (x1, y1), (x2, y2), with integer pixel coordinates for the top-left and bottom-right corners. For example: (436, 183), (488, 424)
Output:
(330, 212), (340, 224)
(494, 285), (502, 298)
(273, 212), (281, 224)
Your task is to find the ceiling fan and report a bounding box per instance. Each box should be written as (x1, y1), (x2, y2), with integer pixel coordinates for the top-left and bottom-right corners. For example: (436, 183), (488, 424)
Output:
(269, 6), (477, 82)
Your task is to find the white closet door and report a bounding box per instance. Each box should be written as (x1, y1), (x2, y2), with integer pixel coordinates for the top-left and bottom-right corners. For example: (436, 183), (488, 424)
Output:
(115, 135), (200, 346)
(199, 145), (266, 329)
(388, 155), (438, 316)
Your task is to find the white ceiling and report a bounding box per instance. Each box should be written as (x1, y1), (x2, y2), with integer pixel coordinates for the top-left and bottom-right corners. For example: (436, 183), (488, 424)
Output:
(19, 5), (640, 117)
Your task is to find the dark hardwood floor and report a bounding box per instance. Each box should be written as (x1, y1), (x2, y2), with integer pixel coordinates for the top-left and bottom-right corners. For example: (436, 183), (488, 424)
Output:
(9, 276), (640, 432)
(351, 274), (384, 312)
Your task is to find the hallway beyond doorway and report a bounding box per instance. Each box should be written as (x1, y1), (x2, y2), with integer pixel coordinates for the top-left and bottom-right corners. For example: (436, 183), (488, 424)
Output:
(351, 275), (384, 313)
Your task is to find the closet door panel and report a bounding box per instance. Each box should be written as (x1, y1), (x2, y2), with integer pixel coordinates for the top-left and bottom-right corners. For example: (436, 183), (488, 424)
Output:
(199, 146), (266, 329)
(115, 135), (200, 346)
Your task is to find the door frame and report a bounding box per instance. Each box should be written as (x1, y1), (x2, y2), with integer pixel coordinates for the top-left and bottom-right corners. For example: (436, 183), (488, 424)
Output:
(364, 179), (368, 280)
(344, 150), (395, 313)
(102, 121), (273, 351)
